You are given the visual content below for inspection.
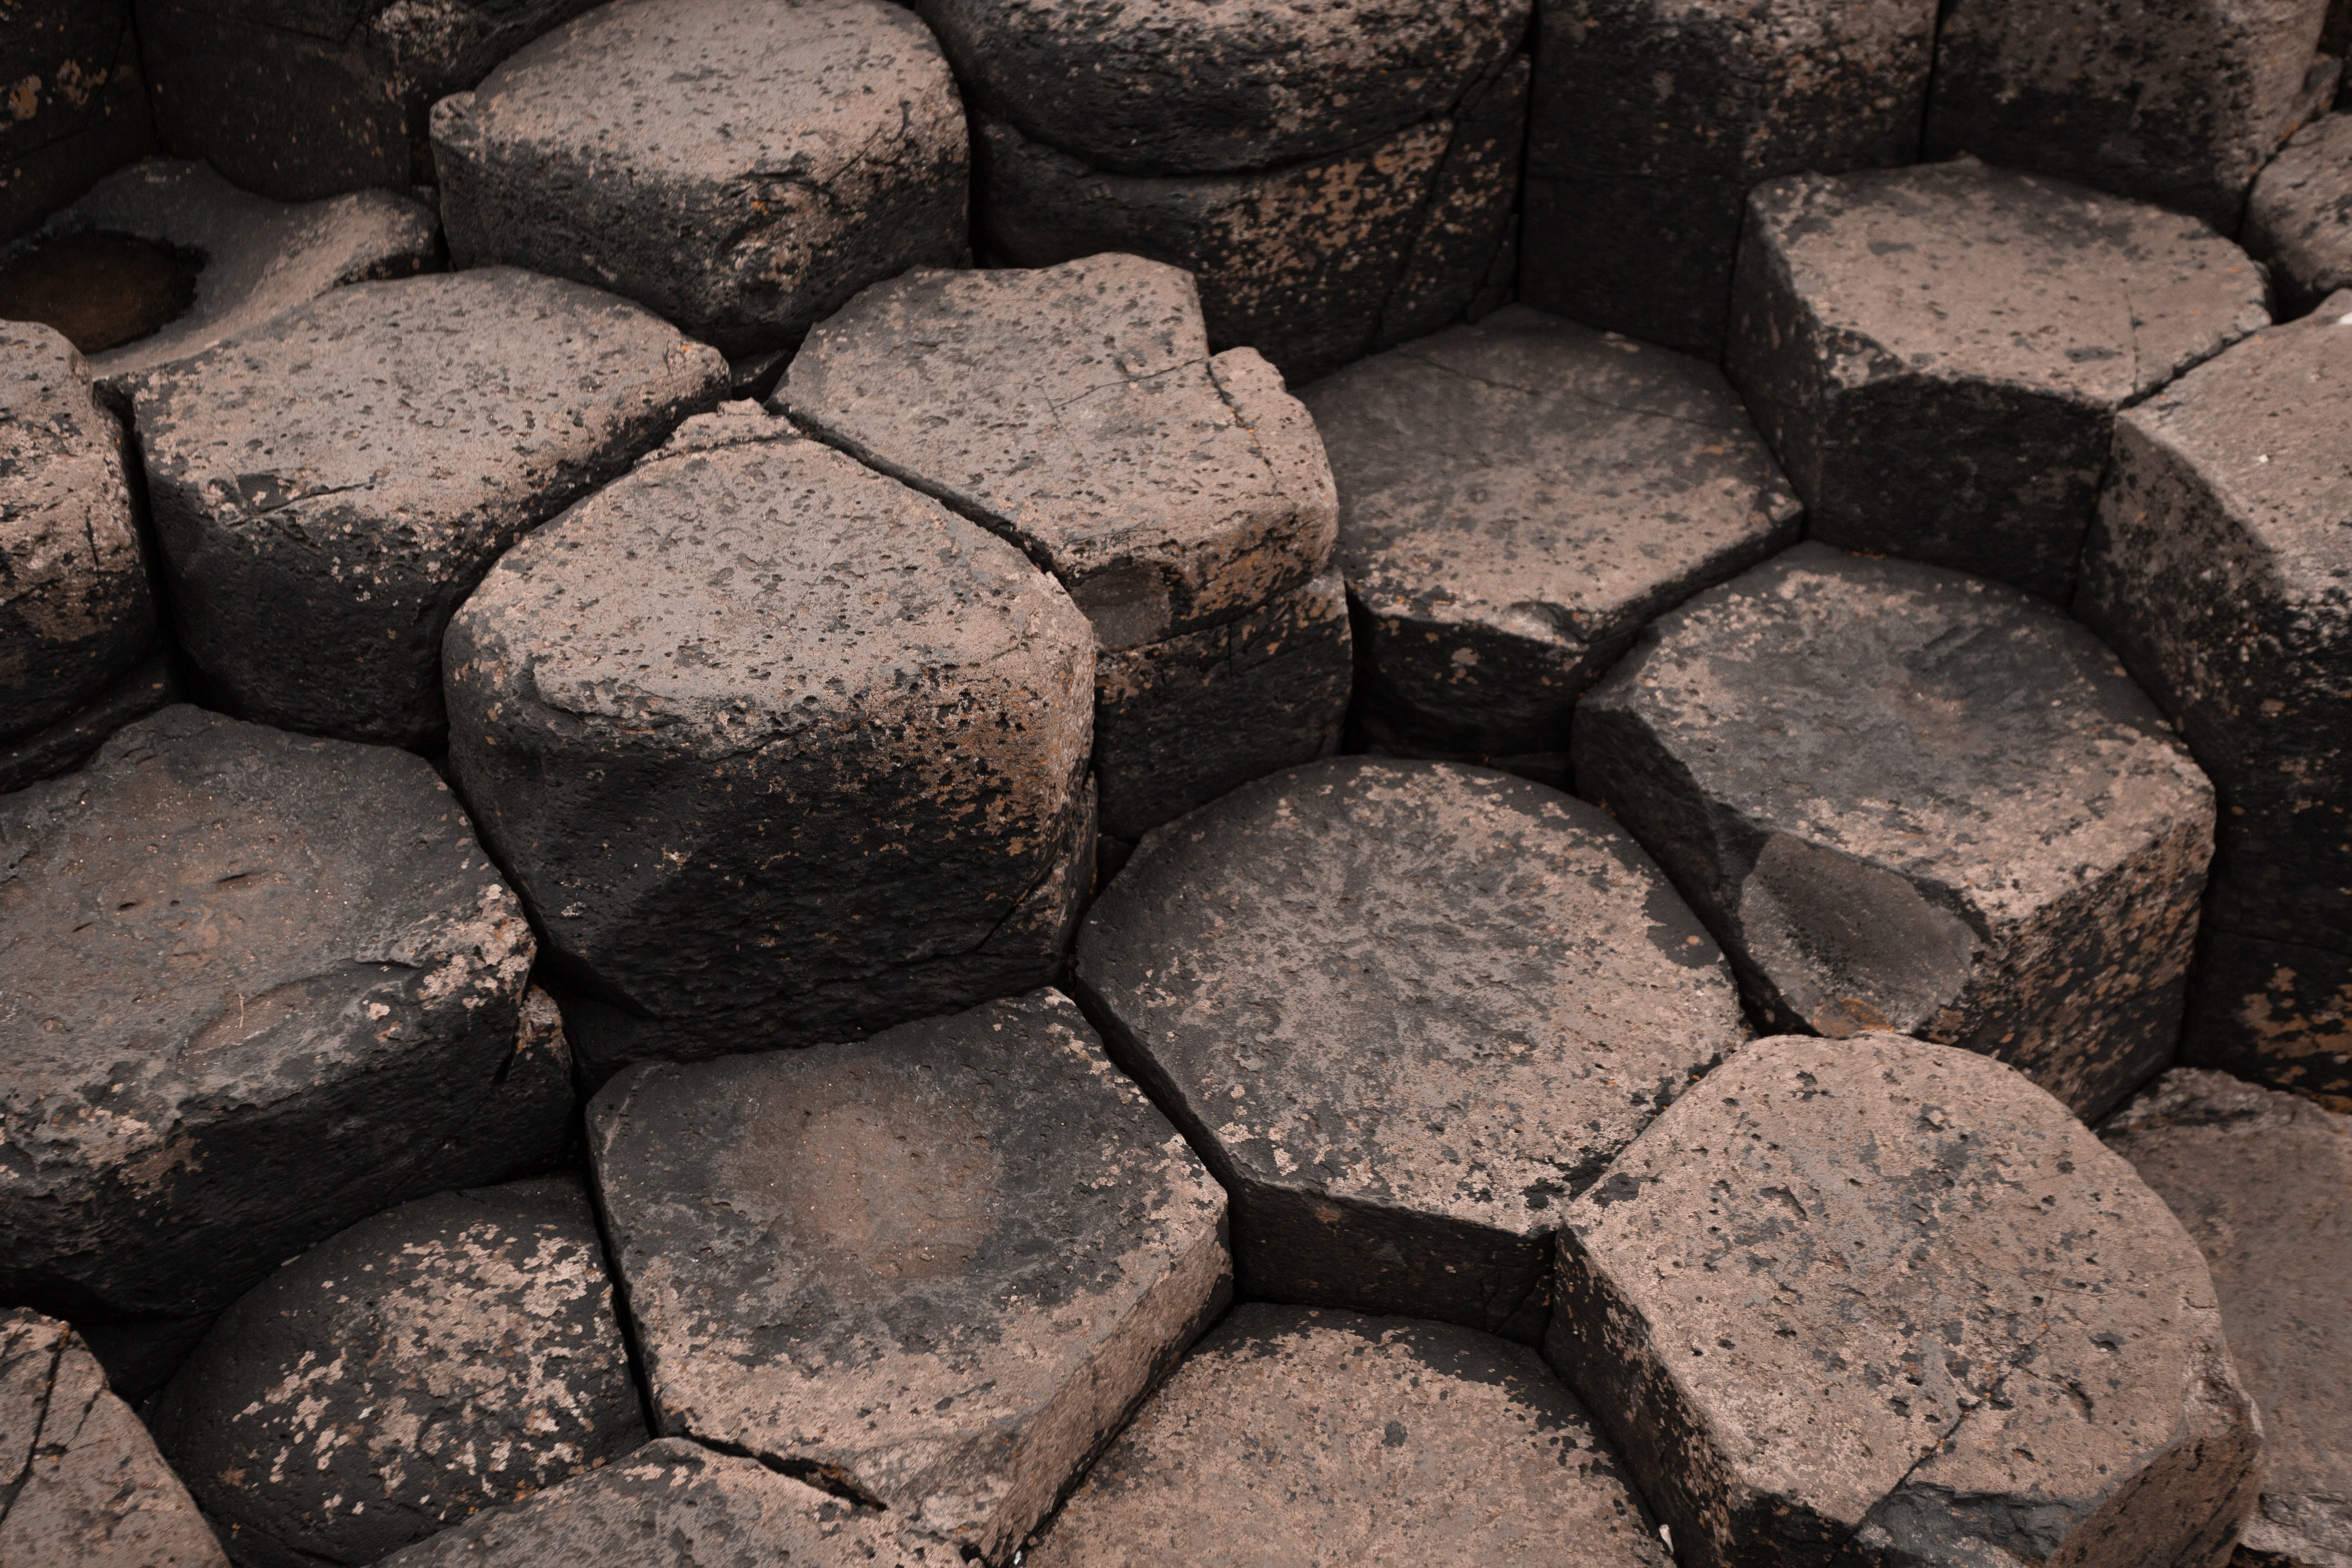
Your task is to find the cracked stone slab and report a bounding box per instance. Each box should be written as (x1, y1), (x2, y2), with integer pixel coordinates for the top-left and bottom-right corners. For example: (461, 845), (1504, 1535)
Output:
(917, 0), (1527, 176)
(1926, 0), (2331, 231)
(1521, 0), (1936, 355)
(147, 1176), (641, 1568)
(432, 0), (968, 358)
(1726, 158), (2268, 600)
(0, 2), (151, 243)
(1026, 1304), (1671, 1568)
(0, 323), (160, 780)
(2074, 295), (2352, 1100)
(1546, 1033), (2260, 1568)
(0, 705), (548, 1324)
(1071, 756), (1749, 1341)
(586, 989), (1231, 1564)
(2248, 112), (2352, 319)
(0, 1309), (226, 1568)
(1303, 305), (1801, 771)
(1575, 542), (2217, 1121)
(973, 66), (1526, 385)
(784, 255), (1347, 839)
(445, 406), (1096, 1078)
(2104, 1070), (2352, 1568)
(131, 267), (728, 749)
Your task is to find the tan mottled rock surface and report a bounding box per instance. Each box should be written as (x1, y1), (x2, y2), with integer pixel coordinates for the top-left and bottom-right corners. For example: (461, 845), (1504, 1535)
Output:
(2247, 113), (2352, 319)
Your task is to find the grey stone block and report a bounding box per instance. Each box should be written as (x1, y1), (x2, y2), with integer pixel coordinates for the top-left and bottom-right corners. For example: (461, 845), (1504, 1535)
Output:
(0, 3), (151, 243)
(2247, 112), (2352, 319)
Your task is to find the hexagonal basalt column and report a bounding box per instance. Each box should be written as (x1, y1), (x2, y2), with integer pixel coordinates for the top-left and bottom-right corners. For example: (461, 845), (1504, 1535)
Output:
(1303, 305), (1801, 780)
(2075, 298), (2352, 1102)
(445, 407), (1096, 1077)
(2247, 113), (2352, 320)
(132, 269), (728, 749)
(784, 256), (1348, 843)
(586, 990), (1229, 1564)
(1726, 158), (2267, 601)
(1072, 756), (1749, 1341)
(1546, 1034), (2260, 1568)
(1575, 543), (2216, 1120)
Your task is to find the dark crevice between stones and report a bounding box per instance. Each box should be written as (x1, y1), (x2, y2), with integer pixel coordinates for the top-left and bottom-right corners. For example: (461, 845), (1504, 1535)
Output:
(577, 1141), (664, 1466)
(0, 231), (204, 356)
(675, 1430), (890, 1512)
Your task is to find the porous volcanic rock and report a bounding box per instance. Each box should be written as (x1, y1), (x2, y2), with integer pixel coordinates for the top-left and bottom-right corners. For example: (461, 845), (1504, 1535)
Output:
(1303, 305), (1801, 777)
(1726, 158), (2268, 600)
(0, 323), (160, 786)
(147, 1176), (641, 1568)
(2075, 296), (2352, 1102)
(0, 2), (151, 243)
(586, 989), (1230, 1563)
(1071, 757), (1748, 1341)
(783, 255), (1347, 840)
(0, 706), (546, 1326)
(2105, 1070), (2351, 1568)
(1575, 543), (2216, 1120)
(445, 406), (1095, 1078)
(132, 268), (728, 748)
(1926, 0), (2331, 230)
(2247, 112), (2352, 319)
(433, 0), (968, 357)
(1546, 1033), (2260, 1568)
(1026, 1305), (1670, 1568)
(1521, 0), (1936, 354)
(0, 1310), (226, 1568)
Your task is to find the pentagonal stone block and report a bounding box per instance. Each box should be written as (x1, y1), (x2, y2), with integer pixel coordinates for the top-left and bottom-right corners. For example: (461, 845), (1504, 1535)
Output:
(586, 989), (1229, 1563)
(1727, 158), (2267, 600)
(433, 0), (967, 358)
(0, 1310), (226, 1568)
(0, 323), (161, 789)
(1546, 1034), (2260, 1568)
(445, 406), (1096, 1078)
(2248, 111), (2352, 319)
(1926, 0), (2330, 230)
(1026, 1305), (1670, 1568)
(0, 2), (151, 243)
(0, 706), (549, 1326)
(783, 255), (1347, 841)
(132, 268), (728, 748)
(1521, 0), (1936, 355)
(147, 1176), (640, 1568)
(2104, 1070), (2351, 1568)
(1576, 543), (2216, 1120)
(1303, 305), (1801, 777)
(2075, 296), (2352, 1100)
(1072, 757), (1748, 1341)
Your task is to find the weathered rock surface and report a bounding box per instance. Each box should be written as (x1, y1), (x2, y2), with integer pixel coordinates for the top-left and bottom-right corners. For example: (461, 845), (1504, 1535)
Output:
(1072, 757), (1748, 1340)
(1727, 158), (2268, 600)
(0, 1309), (227, 1568)
(2075, 296), (2352, 1102)
(1927, 0), (2330, 230)
(133, 267), (728, 748)
(2105, 1070), (2351, 1568)
(1521, 0), (1936, 354)
(0, 706), (548, 1326)
(445, 407), (1095, 1078)
(148, 1176), (640, 1568)
(134, 0), (601, 202)
(1027, 1305), (1670, 1568)
(2248, 112), (2352, 319)
(1547, 1033), (2260, 1568)
(1304, 305), (1800, 775)
(784, 256), (1347, 840)
(587, 989), (1230, 1563)
(0, 2), (151, 243)
(373, 1439), (946, 1567)
(1576, 543), (2216, 1120)
(0, 656), (178, 800)
(0, 323), (160, 776)
(433, 0), (968, 358)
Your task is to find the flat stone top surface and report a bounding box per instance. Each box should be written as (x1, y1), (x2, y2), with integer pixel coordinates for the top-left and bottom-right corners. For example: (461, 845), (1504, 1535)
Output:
(1752, 158), (2267, 403)
(1585, 543), (2212, 929)
(1074, 757), (1749, 1230)
(1027, 1305), (1670, 1568)
(784, 254), (1337, 644)
(1306, 305), (1800, 644)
